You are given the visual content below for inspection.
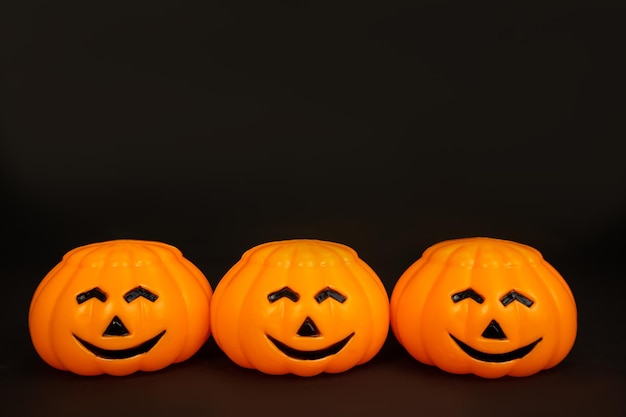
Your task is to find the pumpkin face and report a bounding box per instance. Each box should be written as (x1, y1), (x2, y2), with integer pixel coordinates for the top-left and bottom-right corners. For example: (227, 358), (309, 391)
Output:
(210, 240), (389, 376)
(390, 237), (577, 378)
(29, 240), (213, 376)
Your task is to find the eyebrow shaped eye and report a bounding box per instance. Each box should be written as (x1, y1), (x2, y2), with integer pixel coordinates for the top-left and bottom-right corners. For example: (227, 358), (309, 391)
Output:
(76, 287), (108, 304)
(268, 287), (300, 303)
(124, 286), (159, 303)
(451, 288), (484, 304)
(315, 287), (347, 304)
(500, 290), (534, 307)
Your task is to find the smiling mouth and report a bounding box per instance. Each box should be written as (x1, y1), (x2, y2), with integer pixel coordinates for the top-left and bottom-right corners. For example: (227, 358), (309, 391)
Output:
(266, 333), (355, 360)
(450, 334), (543, 363)
(73, 330), (166, 359)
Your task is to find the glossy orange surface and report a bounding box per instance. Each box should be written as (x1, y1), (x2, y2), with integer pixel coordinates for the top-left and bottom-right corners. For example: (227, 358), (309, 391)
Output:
(29, 240), (213, 376)
(390, 237), (577, 378)
(210, 239), (390, 377)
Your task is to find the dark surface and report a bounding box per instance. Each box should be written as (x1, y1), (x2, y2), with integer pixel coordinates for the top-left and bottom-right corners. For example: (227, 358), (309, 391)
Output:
(1, 1), (625, 416)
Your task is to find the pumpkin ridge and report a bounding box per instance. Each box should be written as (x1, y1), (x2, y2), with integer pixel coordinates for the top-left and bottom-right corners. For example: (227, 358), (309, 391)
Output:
(326, 245), (370, 367)
(187, 257), (213, 304)
(528, 256), (575, 370)
(71, 242), (118, 374)
(28, 261), (67, 368)
(514, 252), (530, 374)
(150, 244), (191, 365)
(393, 256), (444, 365)
(357, 278), (384, 366)
(521, 256), (559, 373)
(421, 238), (457, 260)
(100, 242), (147, 373)
(212, 244), (275, 369)
(283, 242), (308, 376)
(352, 248), (388, 298)
(417, 265), (445, 367)
(53, 255), (96, 372)
(324, 244), (389, 365)
(29, 262), (64, 308)
(354, 262), (388, 366)
(238, 243), (289, 370)
(240, 240), (290, 264)
(175, 252), (213, 356)
(425, 241), (476, 368)
(390, 252), (430, 345)
(502, 247), (537, 376)
(212, 250), (250, 298)
(463, 241), (484, 375)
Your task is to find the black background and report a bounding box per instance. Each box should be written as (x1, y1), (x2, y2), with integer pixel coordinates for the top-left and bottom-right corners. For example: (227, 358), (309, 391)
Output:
(1, 1), (625, 416)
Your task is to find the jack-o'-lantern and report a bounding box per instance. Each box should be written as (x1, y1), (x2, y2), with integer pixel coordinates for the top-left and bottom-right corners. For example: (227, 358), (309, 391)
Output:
(390, 237), (577, 378)
(210, 239), (390, 376)
(29, 240), (213, 376)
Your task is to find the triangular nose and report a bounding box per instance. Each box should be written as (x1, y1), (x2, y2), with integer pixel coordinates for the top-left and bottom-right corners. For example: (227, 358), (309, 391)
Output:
(297, 317), (321, 337)
(481, 319), (507, 340)
(103, 315), (130, 336)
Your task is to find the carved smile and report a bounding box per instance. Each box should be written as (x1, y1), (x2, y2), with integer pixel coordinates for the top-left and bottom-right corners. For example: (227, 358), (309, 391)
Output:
(73, 330), (166, 359)
(267, 333), (355, 360)
(450, 334), (543, 363)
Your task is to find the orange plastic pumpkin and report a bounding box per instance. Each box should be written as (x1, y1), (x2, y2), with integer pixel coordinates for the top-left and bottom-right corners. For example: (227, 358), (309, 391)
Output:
(29, 240), (213, 376)
(390, 237), (577, 378)
(210, 239), (390, 376)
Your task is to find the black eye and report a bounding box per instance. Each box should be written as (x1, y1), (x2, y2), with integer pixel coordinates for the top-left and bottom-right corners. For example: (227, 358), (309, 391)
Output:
(76, 287), (108, 304)
(268, 287), (300, 303)
(124, 286), (159, 303)
(500, 290), (534, 307)
(315, 287), (347, 304)
(451, 288), (484, 304)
